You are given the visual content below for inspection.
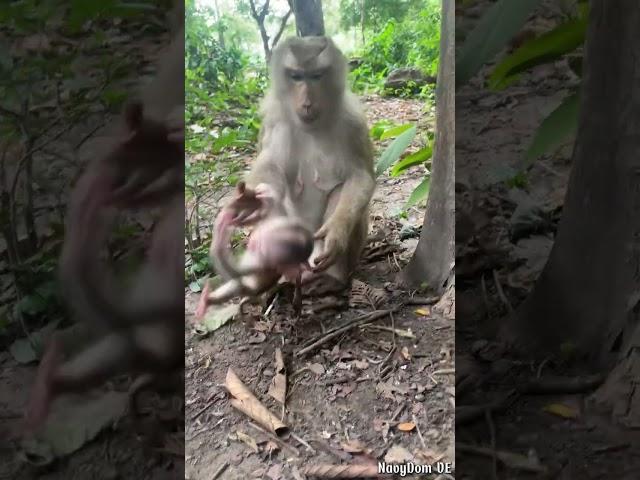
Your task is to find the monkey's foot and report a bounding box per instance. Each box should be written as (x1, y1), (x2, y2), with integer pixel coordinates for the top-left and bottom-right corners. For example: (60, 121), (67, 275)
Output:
(301, 272), (349, 297)
(195, 282), (211, 320)
(24, 337), (63, 432)
(128, 373), (157, 417)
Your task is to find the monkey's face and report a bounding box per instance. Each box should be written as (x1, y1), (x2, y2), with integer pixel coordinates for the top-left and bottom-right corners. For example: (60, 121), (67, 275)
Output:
(287, 68), (328, 126)
(273, 36), (347, 129)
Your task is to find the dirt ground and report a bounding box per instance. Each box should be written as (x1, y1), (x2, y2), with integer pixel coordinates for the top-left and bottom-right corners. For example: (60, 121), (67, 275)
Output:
(0, 19), (184, 480)
(184, 97), (456, 479)
(455, 3), (640, 479)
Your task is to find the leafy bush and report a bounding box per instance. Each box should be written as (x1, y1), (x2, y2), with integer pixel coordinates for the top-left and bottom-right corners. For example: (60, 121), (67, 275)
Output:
(349, 1), (440, 94)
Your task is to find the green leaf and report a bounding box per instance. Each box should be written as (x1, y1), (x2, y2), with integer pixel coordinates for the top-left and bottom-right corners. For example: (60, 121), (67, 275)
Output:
(405, 177), (431, 209)
(380, 123), (414, 140)
(20, 391), (129, 466)
(488, 16), (587, 90)
(189, 280), (202, 293)
(375, 126), (417, 177)
(9, 320), (60, 364)
(390, 145), (433, 177)
(456, 0), (543, 88)
(195, 303), (239, 335)
(525, 92), (579, 163)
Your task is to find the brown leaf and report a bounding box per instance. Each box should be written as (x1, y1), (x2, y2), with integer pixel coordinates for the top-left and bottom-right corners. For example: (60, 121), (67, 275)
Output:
(401, 346), (411, 360)
(266, 463), (283, 480)
(309, 363), (325, 375)
(353, 359), (369, 370)
(384, 445), (414, 464)
(268, 373), (287, 404)
(340, 440), (366, 453)
(248, 332), (267, 344)
(397, 422), (416, 432)
(274, 348), (285, 372)
(235, 430), (259, 453)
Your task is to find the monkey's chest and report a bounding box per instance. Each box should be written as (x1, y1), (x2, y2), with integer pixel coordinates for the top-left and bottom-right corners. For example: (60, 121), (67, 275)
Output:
(283, 151), (343, 229)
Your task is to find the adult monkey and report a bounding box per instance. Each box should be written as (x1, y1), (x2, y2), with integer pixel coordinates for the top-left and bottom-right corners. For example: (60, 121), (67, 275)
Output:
(234, 36), (375, 294)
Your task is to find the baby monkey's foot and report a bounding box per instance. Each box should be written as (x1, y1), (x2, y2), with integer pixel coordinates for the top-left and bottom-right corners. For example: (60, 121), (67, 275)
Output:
(24, 336), (63, 432)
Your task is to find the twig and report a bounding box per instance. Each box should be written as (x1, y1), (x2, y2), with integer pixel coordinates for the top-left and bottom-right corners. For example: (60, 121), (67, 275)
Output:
(290, 432), (316, 454)
(412, 414), (426, 450)
(403, 296), (440, 306)
(492, 269), (513, 312)
(485, 409), (498, 480)
(520, 374), (605, 394)
(211, 462), (229, 480)
(247, 422), (300, 457)
(432, 368), (455, 375)
(457, 443), (547, 473)
(457, 390), (519, 425)
(301, 463), (382, 478)
(295, 308), (397, 357)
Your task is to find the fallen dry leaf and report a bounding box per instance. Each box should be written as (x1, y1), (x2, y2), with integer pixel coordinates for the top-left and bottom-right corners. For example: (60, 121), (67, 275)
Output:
(415, 308), (430, 316)
(340, 440), (366, 453)
(401, 346), (411, 360)
(235, 430), (259, 453)
(384, 445), (414, 464)
(397, 422), (416, 432)
(266, 463), (283, 480)
(543, 402), (579, 419)
(353, 359), (369, 370)
(309, 363), (325, 375)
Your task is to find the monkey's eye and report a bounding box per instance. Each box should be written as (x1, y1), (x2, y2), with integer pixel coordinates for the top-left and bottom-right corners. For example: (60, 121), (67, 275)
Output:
(308, 72), (324, 81)
(288, 71), (304, 81)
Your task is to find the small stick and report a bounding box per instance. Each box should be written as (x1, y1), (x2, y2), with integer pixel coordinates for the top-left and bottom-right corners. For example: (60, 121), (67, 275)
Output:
(403, 296), (440, 306)
(211, 462), (229, 480)
(412, 414), (427, 450)
(247, 421), (300, 457)
(301, 463), (383, 478)
(290, 432), (316, 454)
(520, 374), (605, 394)
(295, 309), (397, 357)
(492, 269), (513, 312)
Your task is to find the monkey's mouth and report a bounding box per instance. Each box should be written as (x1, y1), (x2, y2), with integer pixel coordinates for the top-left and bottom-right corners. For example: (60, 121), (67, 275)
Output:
(298, 111), (319, 124)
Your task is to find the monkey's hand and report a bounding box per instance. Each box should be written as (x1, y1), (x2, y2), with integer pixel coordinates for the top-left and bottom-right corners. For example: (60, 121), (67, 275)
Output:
(228, 182), (277, 225)
(312, 217), (349, 272)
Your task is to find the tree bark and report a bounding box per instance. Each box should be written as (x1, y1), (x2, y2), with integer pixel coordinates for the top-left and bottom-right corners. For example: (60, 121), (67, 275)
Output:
(514, 0), (640, 367)
(290, 0), (325, 36)
(398, 0), (454, 295)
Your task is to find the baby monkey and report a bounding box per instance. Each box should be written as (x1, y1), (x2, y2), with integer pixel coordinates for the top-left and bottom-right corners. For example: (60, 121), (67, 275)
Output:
(24, 104), (183, 431)
(196, 182), (314, 318)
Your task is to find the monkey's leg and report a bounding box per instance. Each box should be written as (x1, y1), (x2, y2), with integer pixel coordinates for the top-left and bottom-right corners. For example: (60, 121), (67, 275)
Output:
(24, 335), (64, 431)
(25, 333), (134, 430)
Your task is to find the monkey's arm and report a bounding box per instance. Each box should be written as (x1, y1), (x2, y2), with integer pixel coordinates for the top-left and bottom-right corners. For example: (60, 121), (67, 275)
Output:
(312, 119), (375, 271)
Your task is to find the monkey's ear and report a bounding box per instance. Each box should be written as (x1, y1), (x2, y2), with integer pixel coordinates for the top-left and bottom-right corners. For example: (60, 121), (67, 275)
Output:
(124, 101), (144, 131)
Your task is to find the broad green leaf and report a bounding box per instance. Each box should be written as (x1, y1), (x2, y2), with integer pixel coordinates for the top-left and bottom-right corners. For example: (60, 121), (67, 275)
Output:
(9, 320), (60, 364)
(20, 391), (129, 465)
(525, 92), (579, 163)
(195, 303), (239, 335)
(456, 0), (542, 88)
(380, 123), (415, 140)
(391, 145), (433, 177)
(405, 177), (431, 209)
(488, 16), (587, 90)
(375, 126), (417, 177)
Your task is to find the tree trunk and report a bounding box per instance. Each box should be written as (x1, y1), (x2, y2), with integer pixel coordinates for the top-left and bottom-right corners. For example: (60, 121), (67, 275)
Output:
(514, 0), (640, 428)
(291, 0), (325, 36)
(514, 0), (640, 363)
(398, 0), (454, 296)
